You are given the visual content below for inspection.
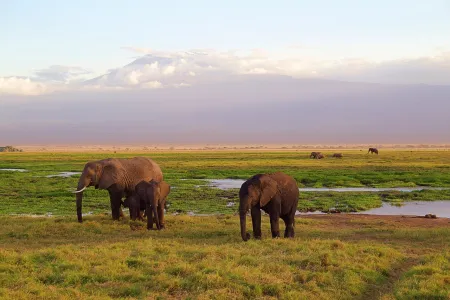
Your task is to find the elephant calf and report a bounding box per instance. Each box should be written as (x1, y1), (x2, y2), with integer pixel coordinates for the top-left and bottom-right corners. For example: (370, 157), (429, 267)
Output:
(122, 195), (145, 221)
(239, 172), (299, 241)
(134, 180), (171, 230)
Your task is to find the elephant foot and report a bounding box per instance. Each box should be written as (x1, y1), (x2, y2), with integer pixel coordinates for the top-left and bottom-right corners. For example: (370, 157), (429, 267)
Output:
(242, 232), (251, 242)
(271, 231), (280, 238)
(253, 234), (261, 240)
(285, 229), (295, 238)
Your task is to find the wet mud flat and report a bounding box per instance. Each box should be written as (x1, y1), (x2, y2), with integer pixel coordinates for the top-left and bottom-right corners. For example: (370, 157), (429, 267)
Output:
(300, 213), (450, 228)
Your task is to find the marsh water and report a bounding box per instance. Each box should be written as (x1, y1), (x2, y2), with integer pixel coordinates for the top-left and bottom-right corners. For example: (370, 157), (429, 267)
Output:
(207, 179), (450, 218)
(353, 201), (450, 218)
(46, 172), (81, 178)
(206, 179), (448, 192)
(0, 168), (27, 172)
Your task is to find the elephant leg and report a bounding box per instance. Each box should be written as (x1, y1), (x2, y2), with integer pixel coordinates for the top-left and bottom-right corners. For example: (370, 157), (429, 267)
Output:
(151, 203), (160, 230)
(251, 206), (262, 239)
(281, 215), (290, 238)
(119, 200), (125, 218)
(158, 200), (165, 229)
(282, 214), (295, 238)
(108, 189), (123, 221)
(269, 211), (280, 238)
(139, 199), (146, 221)
(146, 203), (153, 230)
(129, 205), (134, 219)
(138, 210), (145, 221)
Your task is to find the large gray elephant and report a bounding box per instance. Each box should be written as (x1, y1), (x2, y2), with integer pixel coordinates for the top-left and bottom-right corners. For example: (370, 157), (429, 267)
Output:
(73, 157), (163, 222)
(239, 172), (299, 241)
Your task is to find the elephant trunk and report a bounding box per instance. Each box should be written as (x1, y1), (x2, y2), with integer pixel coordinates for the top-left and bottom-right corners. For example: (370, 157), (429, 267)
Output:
(240, 212), (250, 241)
(75, 175), (90, 223)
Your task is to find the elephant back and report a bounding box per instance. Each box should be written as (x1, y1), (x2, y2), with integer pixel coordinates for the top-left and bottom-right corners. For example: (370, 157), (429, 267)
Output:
(119, 157), (164, 189)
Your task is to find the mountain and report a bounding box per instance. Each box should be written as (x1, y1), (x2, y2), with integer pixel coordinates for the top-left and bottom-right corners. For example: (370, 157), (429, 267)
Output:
(1, 75), (449, 144)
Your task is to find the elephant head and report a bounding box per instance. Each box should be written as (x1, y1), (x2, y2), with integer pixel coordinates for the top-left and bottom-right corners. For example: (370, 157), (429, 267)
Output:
(239, 174), (278, 241)
(73, 160), (122, 222)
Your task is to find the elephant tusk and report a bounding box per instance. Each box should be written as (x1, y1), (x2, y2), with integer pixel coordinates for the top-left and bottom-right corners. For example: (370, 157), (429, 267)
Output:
(73, 186), (87, 193)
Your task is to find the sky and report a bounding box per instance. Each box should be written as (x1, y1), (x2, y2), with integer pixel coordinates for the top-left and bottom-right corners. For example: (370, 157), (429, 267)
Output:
(1, 1), (450, 144)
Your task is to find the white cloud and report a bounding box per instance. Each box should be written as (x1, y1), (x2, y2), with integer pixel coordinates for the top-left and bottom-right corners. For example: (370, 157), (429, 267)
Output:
(33, 65), (92, 83)
(162, 65), (176, 75)
(141, 81), (162, 89)
(0, 77), (49, 95)
(173, 83), (191, 88)
(1, 48), (450, 96)
(126, 70), (142, 85)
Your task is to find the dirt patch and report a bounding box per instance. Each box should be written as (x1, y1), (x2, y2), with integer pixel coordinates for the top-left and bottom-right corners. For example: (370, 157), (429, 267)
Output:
(359, 256), (419, 300)
(300, 214), (450, 229)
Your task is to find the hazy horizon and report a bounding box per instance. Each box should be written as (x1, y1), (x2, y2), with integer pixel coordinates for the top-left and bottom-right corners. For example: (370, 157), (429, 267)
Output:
(2, 1), (450, 145)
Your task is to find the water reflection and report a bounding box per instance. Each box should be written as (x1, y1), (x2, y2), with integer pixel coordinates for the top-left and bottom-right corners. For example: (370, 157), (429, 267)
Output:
(354, 201), (450, 218)
(0, 168), (27, 172)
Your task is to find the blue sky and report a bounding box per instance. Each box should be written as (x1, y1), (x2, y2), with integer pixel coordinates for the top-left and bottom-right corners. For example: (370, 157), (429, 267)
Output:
(2, 0), (449, 77)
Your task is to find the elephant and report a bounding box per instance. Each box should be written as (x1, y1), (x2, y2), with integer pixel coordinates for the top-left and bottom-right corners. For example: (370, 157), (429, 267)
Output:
(316, 153), (325, 159)
(73, 157), (163, 223)
(368, 147), (379, 155)
(239, 172), (299, 241)
(122, 194), (145, 221)
(332, 153), (343, 158)
(134, 180), (171, 230)
(310, 152), (322, 159)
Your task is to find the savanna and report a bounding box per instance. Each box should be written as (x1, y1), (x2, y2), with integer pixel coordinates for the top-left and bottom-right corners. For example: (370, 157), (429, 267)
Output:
(0, 149), (449, 299)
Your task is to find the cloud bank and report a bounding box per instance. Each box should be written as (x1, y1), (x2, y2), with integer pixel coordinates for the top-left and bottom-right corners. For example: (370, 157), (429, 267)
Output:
(1, 48), (449, 96)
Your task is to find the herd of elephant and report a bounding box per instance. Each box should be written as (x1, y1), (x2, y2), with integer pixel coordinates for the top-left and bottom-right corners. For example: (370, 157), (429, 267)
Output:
(310, 147), (379, 159)
(73, 149), (379, 241)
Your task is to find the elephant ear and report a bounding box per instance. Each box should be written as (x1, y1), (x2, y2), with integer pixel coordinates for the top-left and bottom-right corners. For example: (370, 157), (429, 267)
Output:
(97, 164), (119, 190)
(159, 181), (171, 199)
(135, 182), (147, 199)
(259, 176), (278, 207)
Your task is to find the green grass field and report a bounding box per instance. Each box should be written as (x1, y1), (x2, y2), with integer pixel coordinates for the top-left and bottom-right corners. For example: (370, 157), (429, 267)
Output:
(1, 150), (450, 299)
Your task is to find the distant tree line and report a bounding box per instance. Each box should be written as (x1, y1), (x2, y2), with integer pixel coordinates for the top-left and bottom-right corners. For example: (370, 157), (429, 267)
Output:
(0, 146), (23, 152)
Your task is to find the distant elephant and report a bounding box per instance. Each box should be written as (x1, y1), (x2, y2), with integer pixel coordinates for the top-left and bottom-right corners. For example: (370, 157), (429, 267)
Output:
(316, 153), (325, 159)
(135, 180), (171, 230)
(239, 172), (299, 241)
(73, 157), (163, 222)
(310, 152), (322, 159)
(368, 148), (379, 155)
(332, 153), (343, 158)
